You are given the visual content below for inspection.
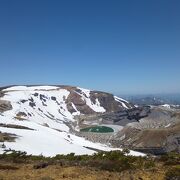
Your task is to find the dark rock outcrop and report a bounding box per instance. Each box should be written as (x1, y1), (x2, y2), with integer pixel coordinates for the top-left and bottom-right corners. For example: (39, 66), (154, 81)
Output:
(0, 100), (12, 113)
(66, 90), (94, 114)
(78, 106), (151, 126)
(65, 87), (134, 115)
(101, 106), (150, 124)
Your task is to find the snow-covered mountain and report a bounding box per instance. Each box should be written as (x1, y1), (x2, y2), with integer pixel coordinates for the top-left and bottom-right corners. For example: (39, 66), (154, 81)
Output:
(0, 85), (142, 156)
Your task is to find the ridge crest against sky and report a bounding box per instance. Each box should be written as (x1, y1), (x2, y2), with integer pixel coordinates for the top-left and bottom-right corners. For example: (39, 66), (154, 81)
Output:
(0, 0), (179, 94)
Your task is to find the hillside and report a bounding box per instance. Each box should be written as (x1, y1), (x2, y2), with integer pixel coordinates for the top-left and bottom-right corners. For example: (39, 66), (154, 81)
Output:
(0, 85), (179, 156)
(0, 85), (142, 156)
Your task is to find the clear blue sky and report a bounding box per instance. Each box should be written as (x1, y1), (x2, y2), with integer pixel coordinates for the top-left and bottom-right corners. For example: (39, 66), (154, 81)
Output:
(0, 0), (180, 94)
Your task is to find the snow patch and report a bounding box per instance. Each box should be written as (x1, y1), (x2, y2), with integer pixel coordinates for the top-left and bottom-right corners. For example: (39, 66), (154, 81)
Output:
(3, 86), (59, 91)
(114, 96), (129, 103)
(78, 88), (106, 113)
(161, 104), (171, 109)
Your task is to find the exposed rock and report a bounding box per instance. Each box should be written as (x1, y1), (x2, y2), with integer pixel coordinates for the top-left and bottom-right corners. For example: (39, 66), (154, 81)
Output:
(66, 90), (95, 114)
(76, 106), (180, 155)
(16, 112), (27, 117)
(0, 132), (17, 142)
(0, 123), (34, 130)
(33, 93), (39, 97)
(28, 97), (34, 102)
(20, 99), (28, 103)
(0, 100), (12, 113)
(66, 102), (77, 114)
(90, 91), (133, 111)
(78, 106), (151, 126)
(112, 122), (180, 154)
(65, 87), (135, 115)
(0, 91), (5, 98)
(51, 96), (56, 101)
(29, 102), (36, 108)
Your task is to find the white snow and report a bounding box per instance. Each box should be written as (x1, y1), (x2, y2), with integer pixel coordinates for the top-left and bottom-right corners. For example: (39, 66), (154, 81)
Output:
(2, 88), (73, 130)
(161, 104), (171, 109)
(0, 85), (144, 156)
(165, 123), (171, 128)
(77, 87), (106, 113)
(71, 103), (81, 116)
(0, 115), (144, 156)
(2, 86), (59, 91)
(114, 96), (129, 103)
(114, 96), (131, 109)
(120, 101), (129, 109)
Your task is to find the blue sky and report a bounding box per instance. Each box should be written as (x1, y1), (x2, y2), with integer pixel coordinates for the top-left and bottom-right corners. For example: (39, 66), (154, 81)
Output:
(0, 0), (180, 94)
